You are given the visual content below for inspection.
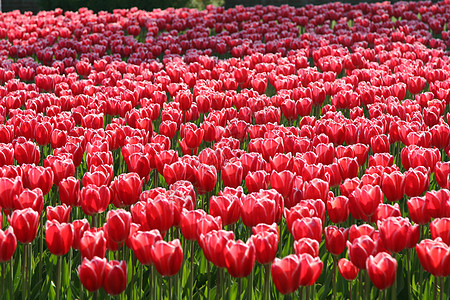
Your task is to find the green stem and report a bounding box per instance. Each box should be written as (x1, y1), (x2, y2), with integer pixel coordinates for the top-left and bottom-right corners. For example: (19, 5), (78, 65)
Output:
(391, 254), (396, 300)
(56, 255), (62, 300)
(434, 276), (438, 300)
(407, 249), (411, 299)
(238, 277), (242, 300)
(264, 264), (271, 300)
(440, 277), (444, 300)
(207, 261), (210, 300)
(169, 276), (173, 300)
(216, 268), (222, 300)
(305, 286), (310, 300)
(22, 244), (28, 300)
(189, 241), (194, 300)
(333, 255), (337, 300)
(247, 268), (254, 300)
(138, 265), (143, 298)
(359, 271), (363, 300)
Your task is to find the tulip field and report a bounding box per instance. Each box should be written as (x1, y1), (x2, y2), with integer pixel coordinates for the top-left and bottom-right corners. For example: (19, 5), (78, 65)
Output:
(1, 0), (450, 299)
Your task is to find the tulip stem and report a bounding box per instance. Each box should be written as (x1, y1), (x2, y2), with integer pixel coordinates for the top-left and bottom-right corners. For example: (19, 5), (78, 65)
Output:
(216, 268), (222, 300)
(333, 255), (337, 300)
(206, 261), (210, 300)
(434, 276), (438, 300)
(56, 255), (62, 300)
(407, 249), (411, 299)
(238, 278), (242, 300)
(366, 270), (370, 300)
(305, 286), (310, 300)
(264, 264), (271, 300)
(39, 212), (43, 281)
(247, 269), (253, 300)
(440, 277), (444, 300)
(10, 258), (14, 300)
(22, 244), (28, 300)
(169, 276), (173, 300)
(1, 263), (4, 299)
(390, 254), (396, 300)
(359, 271), (363, 300)
(189, 240), (194, 300)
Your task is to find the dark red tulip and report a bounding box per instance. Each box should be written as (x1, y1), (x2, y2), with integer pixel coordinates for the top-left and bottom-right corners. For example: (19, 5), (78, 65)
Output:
(338, 258), (359, 281)
(224, 239), (255, 278)
(293, 237), (319, 257)
(271, 254), (301, 294)
(106, 209), (131, 244)
(325, 226), (348, 256)
(298, 253), (323, 286)
(45, 220), (74, 256)
(78, 257), (107, 292)
(46, 204), (71, 223)
(151, 239), (183, 276)
(80, 230), (107, 259)
(129, 230), (163, 265)
(59, 177), (80, 207)
(0, 227), (17, 262)
(10, 208), (39, 244)
(103, 260), (127, 295)
(252, 231), (278, 264)
(415, 238), (450, 277)
(430, 218), (450, 245)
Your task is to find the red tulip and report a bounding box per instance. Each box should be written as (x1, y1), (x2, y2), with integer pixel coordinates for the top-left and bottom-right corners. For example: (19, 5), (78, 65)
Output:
(80, 230), (107, 259)
(347, 235), (376, 269)
(290, 217), (322, 242)
(224, 239), (255, 278)
(271, 255), (301, 294)
(24, 165), (53, 195)
(81, 185), (111, 216)
(78, 257), (107, 292)
(50, 158), (75, 185)
(381, 171), (405, 202)
(14, 140), (40, 165)
(222, 161), (243, 188)
(129, 230), (162, 265)
(326, 195), (349, 224)
(151, 239), (183, 276)
(71, 219), (90, 251)
(59, 177), (80, 207)
(338, 258), (359, 281)
(415, 238), (450, 277)
(106, 209), (131, 244)
(0, 176), (23, 210)
(200, 230), (235, 268)
(293, 237), (319, 257)
(111, 173), (143, 206)
(430, 218), (450, 245)
(245, 170), (269, 194)
(145, 196), (174, 234)
(10, 208), (39, 244)
(366, 252), (397, 290)
(0, 227), (17, 262)
(45, 220), (74, 256)
(403, 167), (429, 197)
(196, 164), (217, 194)
(241, 190), (280, 227)
(47, 204), (71, 223)
(252, 231), (278, 264)
(103, 260), (127, 295)
(210, 194), (241, 226)
(180, 209), (207, 241)
(325, 226), (348, 256)
(407, 196), (431, 225)
(298, 253), (323, 286)
(14, 188), (44, 214)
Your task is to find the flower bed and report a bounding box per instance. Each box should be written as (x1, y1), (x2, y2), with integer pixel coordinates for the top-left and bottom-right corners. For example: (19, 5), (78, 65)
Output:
(0, 1), (449, 299)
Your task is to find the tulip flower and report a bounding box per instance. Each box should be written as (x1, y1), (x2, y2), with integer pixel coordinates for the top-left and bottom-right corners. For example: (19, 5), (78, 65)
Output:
(151, 239), (183, 277)
(366, 252), (397, 290)
(271, 254), (301, 295)
(224, 239), (255, 278)
(0, 227), (17, 262)
(45, 220), (74, 256)
(103, 260), (127, 295)
(78, 257), (107, 292)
